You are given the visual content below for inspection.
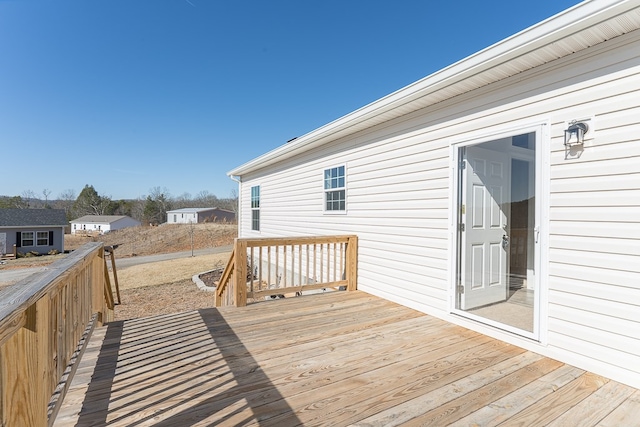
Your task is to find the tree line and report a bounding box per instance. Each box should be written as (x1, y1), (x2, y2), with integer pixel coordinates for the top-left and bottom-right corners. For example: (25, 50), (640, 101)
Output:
(0, 185), (238, 224)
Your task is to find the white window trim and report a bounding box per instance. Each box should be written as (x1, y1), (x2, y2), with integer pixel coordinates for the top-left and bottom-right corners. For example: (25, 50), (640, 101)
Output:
(323, 164), (347, 215)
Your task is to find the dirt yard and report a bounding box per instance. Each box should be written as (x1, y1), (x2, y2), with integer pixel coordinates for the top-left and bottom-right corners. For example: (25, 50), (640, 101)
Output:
(66, 222), (237, 257)
(1, 223), (236, 320)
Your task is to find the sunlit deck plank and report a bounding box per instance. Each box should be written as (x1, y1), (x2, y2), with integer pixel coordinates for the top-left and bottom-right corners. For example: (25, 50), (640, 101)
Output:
(54, 291), (640, 427)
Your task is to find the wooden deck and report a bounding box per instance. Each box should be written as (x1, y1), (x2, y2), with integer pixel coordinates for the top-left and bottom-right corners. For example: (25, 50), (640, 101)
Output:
(54, 291), (640, 426)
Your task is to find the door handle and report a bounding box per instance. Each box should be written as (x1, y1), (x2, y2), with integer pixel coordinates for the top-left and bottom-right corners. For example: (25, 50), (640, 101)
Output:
(502, 234), (510, 248)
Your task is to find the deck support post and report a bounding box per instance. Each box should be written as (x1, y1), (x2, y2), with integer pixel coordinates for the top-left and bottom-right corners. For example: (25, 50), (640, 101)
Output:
(346, 235), (358, 291)
(234, 239), (247, 307)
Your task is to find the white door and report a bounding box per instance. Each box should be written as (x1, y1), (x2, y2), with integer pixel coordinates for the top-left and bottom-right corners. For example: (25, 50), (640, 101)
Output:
(0, 233), (5, 255)
(460, 145), (511, 310)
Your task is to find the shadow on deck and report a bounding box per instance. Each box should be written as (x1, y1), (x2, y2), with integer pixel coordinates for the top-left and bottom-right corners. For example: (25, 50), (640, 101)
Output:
(55, 291), (640, 426)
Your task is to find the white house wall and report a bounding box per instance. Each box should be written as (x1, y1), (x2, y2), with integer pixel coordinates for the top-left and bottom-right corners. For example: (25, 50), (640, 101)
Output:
(167, 212), (199, 224)
(238, 30), (640, 388)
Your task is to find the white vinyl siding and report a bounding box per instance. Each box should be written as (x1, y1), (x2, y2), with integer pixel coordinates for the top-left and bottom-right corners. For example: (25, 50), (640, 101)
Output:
(237, 29), (640, 388)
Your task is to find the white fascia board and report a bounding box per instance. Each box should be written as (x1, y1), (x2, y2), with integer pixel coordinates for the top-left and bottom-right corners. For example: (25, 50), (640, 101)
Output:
(227, 0), (637, 177)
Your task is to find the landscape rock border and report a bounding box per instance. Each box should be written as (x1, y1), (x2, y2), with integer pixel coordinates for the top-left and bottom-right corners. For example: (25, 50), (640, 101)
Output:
(192, 268), (223, 292)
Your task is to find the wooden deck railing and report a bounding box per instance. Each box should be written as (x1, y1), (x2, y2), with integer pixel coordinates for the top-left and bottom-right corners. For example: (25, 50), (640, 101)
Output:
(0, 242), (116, 427)
(215, 235), (358, 307)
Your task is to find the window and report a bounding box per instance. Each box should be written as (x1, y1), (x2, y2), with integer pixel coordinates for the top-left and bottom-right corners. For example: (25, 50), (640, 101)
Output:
(324, 166), (345, 211)
(37, 231), (50, 246)
(22, 231), (34, 246)
(251, 185), (260, 231)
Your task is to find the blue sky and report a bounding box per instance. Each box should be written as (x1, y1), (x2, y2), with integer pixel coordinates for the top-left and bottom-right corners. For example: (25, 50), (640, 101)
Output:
(1, 0), (578, 201)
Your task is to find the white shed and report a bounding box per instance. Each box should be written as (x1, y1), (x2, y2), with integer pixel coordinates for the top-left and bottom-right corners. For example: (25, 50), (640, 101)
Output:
(70, 215), (141, 235)
(165, 208), (236, 224)
(228, 1), (640, 389)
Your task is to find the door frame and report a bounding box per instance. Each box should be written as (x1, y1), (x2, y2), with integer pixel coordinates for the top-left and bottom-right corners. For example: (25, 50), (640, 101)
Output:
(448, 122), (550, 342)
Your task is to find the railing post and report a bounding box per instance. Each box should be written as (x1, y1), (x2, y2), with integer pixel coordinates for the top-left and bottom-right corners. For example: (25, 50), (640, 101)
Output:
(0, 303), (48, 427)
(346, 235), (358, 291)
(214, 285), (222, 307)
(235, 239), (247, 307)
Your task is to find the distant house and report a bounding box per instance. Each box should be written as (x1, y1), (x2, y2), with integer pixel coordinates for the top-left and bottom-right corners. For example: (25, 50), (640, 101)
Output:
(70, 215), (141, 235)
(0, 209), (67, 256)
(166, 208), (236, 224)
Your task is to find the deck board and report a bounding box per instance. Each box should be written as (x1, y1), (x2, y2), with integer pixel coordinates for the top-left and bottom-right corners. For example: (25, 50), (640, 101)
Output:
(54, 291), (640, 426)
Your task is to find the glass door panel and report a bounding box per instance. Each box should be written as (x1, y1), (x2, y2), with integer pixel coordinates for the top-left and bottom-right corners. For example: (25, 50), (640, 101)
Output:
(456, 133), (537, 334)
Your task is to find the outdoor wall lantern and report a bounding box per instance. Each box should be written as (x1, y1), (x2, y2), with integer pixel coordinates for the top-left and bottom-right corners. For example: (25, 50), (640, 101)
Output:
(564, 120), (589, 147)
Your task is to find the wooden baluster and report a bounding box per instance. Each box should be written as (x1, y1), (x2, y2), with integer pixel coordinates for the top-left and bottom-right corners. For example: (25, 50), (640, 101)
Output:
(275, 245), (279, 290)
(250, 246), (254, 295)
(298, 244), (302, 288)
(333, 242), (338, 282)
(283, 244), (287, 289)
(258, 246), (263, 290)
(290, 244), (295, 288)
(305, 244), (310, 286)
(267, 246), (271, 291)
(326, 242), (330, 284)
(338, 243), (347, 280)
(319, 243), (324, 283)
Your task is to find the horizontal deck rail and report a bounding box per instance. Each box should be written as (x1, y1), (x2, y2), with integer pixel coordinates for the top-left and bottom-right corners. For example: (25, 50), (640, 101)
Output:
(0, 242), (115, 427)
(215, 235), (358, 307)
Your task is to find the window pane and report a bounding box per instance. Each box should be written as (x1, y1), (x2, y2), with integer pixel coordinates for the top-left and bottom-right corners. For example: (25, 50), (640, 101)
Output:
(325, 190), (345, 211)
(22, 231), (34, 246)
(252, 210), (260, 231)
(251, 186), (260, 208)
(324, 167), (346, 211)
(37, 231), (49, 246)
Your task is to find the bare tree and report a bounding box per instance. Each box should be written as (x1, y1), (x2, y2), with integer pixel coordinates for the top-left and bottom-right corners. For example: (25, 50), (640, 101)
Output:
(195, 190), (218, 207)
(130, 197), (146, 222)
(42, 188), (52, 208)
(174, 192), (192, 209)
(55, 189), (77, 220)
(59, 189), (77, 201)
(42, 188), (51, 202)
(21, 190), (36, 208)
(229, 188), (238, 213)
